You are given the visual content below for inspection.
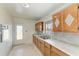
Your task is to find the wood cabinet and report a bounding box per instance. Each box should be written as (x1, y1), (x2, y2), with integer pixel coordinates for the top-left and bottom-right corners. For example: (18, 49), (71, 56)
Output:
(33, 36), (36, 45)
(33, 36), (45, 55)
(35, 22), (44, 32)
(33, 36), (35, 43)
(40, 39), (45, 54)
(53, 4), (79, 32)
(33, 36), (69, 56)
(53, 12), (63, 32)
(50, 45), (69, 56)
(44, 42), (51, 56)
(63, 4), (78, 32)
(78, 6), (79, 32)
(37, 39), (41, 49)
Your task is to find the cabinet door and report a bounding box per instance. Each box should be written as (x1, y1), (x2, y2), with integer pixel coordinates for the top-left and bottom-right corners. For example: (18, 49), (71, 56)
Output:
(34, 36), (36, 45)
(35, 22), (43, 32)
(63, 4), (78, 32)
(39, 22), (43, 31)
(35, 23), (38, 31)
(33, 36), (35, 44)
(50, 46), (69, 56)
(50, 50), (60, 56)
(40, 40), (44, 55)
(36, 37), (38, 46)
(44, 42), (50, 56)
(77, 4), (79, 32)
(50, 46), (61, 56)
(38, 39), (41, 49)
(53, 12), (63, 32)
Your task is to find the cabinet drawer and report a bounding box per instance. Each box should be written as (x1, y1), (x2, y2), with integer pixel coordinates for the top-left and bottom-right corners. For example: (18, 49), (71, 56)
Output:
(51, 45), (69, 56)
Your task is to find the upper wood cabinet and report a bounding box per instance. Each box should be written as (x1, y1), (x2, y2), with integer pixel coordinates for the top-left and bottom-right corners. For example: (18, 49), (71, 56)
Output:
(63, 4), (78, 32)
(35, 22), (44, 32)
(53, 12), (63, 32)
(53, 4), (79, 32)
(78, 6), (79, 32)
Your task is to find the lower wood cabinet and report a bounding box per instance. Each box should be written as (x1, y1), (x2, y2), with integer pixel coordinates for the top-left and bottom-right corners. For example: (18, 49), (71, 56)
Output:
(38, 39), (41, 49)
(33, 36), (35, 44)
(50, 46), (61, 56)
(33, 36), (69, 56)
(44, 42), (51, 56)
(37, 39), (39, 48)
(50, 45), (69, 56)
(33, 36), (36, 45)
(35, 37), (38, 46)
(40, 39), (45, 54)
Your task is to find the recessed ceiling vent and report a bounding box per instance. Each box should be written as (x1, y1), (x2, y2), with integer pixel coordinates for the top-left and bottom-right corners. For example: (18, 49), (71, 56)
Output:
(23, 3), (30, 8)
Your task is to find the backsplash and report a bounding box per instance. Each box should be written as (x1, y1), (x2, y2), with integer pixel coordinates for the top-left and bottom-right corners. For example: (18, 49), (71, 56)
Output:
(54, 32), (79, 46)
(34, 31), (79, 46)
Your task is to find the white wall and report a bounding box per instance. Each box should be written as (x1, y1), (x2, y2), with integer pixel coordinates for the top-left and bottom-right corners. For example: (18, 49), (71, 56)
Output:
(0, 7), (13, 56)
(36, 4), (79, 46)
(13, 17), (35, 45)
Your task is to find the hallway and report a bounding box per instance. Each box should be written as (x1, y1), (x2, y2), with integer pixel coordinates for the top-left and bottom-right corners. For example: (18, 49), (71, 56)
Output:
(9, 44), (42, 56)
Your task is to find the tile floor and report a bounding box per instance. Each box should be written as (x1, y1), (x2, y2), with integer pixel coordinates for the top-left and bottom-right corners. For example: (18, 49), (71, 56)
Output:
(9, 43), (43, 56)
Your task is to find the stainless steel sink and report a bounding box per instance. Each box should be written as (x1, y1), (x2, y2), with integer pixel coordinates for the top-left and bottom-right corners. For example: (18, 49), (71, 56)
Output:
(39, 35), (49, 39)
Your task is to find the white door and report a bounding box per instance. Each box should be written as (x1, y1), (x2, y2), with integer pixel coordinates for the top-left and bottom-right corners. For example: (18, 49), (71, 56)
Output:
(13, 19), (35, 45)
(13, 25), (24, 45)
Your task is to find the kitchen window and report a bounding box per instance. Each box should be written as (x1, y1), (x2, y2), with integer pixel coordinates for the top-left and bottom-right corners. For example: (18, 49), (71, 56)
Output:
(45, 20), (53, 34)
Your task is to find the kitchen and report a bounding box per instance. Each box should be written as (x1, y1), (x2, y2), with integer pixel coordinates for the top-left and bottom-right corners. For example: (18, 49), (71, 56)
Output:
(0, 3), (79, 56)
(33, 4), (79, 56)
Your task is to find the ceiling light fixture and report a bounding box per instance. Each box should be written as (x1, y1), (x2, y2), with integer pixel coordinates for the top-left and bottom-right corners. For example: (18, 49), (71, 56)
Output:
(23, 3), (29, 8)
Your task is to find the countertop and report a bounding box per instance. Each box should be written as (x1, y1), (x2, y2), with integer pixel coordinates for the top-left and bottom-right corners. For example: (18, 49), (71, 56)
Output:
(34, 35), (79, 56)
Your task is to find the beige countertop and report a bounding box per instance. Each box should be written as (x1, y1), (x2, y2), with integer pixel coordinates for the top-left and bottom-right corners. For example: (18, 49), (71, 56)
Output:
(34, 35), (79, 56)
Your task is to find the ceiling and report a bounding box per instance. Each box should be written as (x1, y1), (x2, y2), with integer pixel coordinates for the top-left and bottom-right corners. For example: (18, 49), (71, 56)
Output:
(0, 3), (67, 20)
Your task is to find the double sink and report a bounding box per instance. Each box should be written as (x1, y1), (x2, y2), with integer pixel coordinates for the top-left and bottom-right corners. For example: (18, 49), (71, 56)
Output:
(38, 34), (57, 40)
(39, 35), (50, 39)
(34, 33), (57, 40)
